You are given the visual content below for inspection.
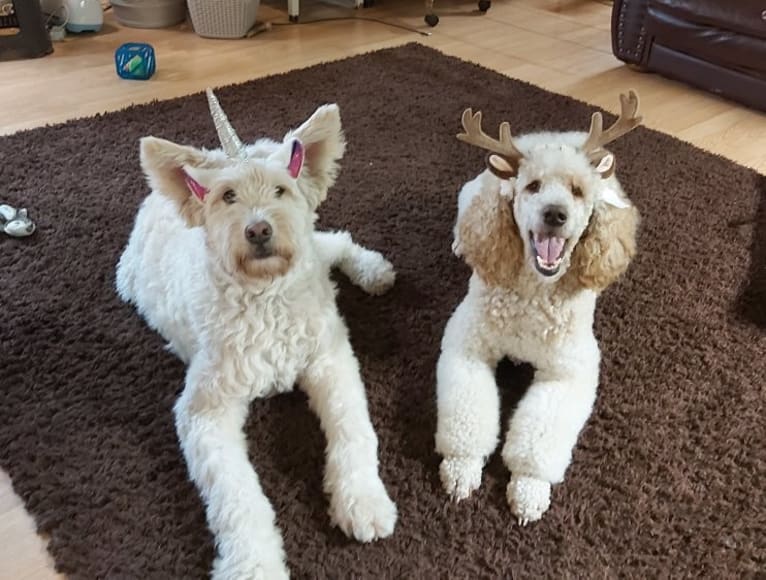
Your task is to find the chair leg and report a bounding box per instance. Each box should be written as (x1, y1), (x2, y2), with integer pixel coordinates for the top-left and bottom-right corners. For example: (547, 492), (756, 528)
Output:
(424, 0), (438, 26)
(288, 0), (299, 22)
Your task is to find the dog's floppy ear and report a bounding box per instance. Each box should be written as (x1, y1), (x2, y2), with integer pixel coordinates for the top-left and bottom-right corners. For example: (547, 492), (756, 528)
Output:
(567, 197), (639, 292)
(458, 185), (524, 288)
(277, 104), (346, 209)
(140, 137), (214, 226)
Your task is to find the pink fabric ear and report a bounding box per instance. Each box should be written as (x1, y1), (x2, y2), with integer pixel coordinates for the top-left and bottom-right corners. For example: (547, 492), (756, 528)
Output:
(184, 172), (208, 201)
(287, 140), (304, 179)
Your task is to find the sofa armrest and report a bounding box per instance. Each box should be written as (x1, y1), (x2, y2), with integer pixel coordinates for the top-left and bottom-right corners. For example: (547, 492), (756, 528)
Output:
(611, 0), (651, 66)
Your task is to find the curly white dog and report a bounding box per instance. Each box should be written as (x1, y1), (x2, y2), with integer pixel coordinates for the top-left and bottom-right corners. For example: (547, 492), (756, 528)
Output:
(436, 92), (642, 525)
(116, 90), (397, 579)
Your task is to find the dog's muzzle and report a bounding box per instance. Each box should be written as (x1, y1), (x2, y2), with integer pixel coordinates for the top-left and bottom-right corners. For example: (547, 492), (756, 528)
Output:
(245, 220), (275, 259)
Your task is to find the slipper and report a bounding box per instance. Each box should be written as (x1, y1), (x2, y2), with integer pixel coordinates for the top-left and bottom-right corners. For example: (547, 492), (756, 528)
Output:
(0, 203), (36, 237)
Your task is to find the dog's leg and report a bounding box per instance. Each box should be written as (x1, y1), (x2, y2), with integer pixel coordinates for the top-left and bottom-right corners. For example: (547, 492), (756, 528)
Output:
(313, 230), (395, 295)
(115, 238), (139, 304)
(174, 359), (289, 580)
(435, 301), (501, 501)
(300, 327), (397, 542)
(501, 364), (598, 526)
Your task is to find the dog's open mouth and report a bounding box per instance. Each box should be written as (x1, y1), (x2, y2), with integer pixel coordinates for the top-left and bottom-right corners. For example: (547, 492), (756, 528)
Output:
(530, 232), (567, 276)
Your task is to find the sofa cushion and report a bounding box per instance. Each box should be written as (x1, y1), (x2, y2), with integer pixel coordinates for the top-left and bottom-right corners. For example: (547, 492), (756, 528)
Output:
(650, 0), (766, 41)
(648, 1), (766, 78)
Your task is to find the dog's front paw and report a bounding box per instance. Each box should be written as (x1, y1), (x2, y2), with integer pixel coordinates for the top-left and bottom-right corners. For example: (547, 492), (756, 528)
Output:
(353, 251), (396, 296)
(330, 478), (398, 542)
(507, 474), (551, 526)
(440, 455), (483, 501)
(212, 555), (290, 580)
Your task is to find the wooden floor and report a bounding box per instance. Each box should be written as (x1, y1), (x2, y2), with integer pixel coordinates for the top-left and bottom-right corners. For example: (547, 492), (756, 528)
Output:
(1, 0), (764, 577)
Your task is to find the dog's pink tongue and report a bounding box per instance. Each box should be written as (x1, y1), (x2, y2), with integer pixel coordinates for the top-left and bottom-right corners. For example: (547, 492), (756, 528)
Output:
(534, 235), (565, 263)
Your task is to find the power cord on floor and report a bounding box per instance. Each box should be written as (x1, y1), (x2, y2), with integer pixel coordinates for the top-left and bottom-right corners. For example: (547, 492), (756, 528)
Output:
(42, 3), (69, 41)
(269, 15), (431, 36)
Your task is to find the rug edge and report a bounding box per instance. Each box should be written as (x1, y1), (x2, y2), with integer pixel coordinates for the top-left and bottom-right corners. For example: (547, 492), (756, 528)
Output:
(4, 40), (764, 178)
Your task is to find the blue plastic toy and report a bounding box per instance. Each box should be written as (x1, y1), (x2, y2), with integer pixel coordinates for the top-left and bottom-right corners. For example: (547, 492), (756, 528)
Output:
(115, 43), (156, 80)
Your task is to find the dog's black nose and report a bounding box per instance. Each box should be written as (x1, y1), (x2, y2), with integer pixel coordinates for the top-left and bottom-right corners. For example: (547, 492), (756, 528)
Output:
(245, 221), (273, 245)
(543, 205), (567, 227)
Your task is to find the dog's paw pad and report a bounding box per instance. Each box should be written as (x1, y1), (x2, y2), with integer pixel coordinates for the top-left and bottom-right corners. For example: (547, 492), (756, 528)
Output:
(507, 475), (550, 524)
(331, 481), (398, 543)
(440, 456), (483, 501)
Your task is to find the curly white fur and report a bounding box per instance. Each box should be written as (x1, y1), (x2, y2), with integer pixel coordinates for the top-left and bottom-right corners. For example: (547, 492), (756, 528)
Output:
(436, 129), (639, 525)
(116, 103), (397, 579)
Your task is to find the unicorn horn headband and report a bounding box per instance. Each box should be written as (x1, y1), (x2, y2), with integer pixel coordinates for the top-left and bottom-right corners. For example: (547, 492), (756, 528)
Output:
(206, 88), (247, 160)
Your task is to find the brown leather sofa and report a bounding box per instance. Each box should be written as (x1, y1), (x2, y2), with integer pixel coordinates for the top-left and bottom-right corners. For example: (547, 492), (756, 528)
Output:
(611, 0), (766, 112)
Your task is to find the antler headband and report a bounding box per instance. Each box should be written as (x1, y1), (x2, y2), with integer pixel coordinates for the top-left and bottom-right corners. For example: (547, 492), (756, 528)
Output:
(581, 90), (642, 163)
(457, 90), (642, 176)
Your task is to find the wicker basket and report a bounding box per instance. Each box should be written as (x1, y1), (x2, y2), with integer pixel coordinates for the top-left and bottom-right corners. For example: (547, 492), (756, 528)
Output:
(187, 0), (260, 38)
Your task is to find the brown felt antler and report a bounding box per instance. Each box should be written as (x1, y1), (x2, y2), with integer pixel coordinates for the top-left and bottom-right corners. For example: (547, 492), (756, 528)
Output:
(457, 108), (524, 178)
(581, 90), (642, 163)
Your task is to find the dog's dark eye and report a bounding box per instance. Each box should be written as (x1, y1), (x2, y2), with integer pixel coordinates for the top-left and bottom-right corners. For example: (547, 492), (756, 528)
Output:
(526, 180), (541, 194)
(275, 186), (286, 198)
(572, 184), (584, 198)
(222, 190), (236, 204)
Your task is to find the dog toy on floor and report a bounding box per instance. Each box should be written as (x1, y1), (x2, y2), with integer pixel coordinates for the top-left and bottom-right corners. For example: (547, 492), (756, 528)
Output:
(115, 43), (156, 80)
(0, 204), (35, 237)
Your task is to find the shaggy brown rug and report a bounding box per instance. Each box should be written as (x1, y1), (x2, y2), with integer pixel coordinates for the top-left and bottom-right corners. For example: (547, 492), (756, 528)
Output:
(1, 43), (764, 579)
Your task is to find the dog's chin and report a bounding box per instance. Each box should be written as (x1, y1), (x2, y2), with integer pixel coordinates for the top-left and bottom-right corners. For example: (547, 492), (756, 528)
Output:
(528, 231), (570, 279)
(237, 248), (293, 280)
